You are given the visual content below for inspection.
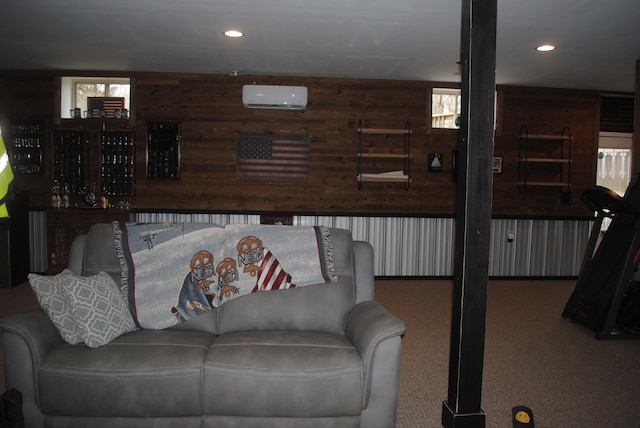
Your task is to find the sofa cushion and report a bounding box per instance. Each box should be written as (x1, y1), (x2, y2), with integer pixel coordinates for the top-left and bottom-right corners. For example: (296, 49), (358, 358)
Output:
(217, 278), (355, 335)
(28, 270), (83, 344)
(202, 416), (360, 428)
(167, 306), (218, 335)
(38, 329), (214, 417)
(62, 271), (137, 348)
(29, 270), (137, 348)
(202, 331), (363, 418)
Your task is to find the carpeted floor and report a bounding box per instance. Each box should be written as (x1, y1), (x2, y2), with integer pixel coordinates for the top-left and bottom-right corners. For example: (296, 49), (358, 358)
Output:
(376, 279), (640, 428)
(2, 279), (640, 427)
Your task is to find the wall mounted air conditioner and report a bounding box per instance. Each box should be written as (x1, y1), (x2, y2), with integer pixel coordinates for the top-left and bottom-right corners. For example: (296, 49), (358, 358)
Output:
(242, 85), (307, 110)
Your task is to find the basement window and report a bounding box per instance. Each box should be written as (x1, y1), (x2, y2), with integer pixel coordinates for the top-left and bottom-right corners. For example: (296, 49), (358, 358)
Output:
(596, 132), (633, 231)
(597, 132), (633, 197)
(60, 77), (130, 119)
(431, 88), (461, 129)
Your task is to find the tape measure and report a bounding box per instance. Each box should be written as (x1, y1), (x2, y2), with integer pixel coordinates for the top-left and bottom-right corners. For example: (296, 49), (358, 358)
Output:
(512, 406), (534, 427)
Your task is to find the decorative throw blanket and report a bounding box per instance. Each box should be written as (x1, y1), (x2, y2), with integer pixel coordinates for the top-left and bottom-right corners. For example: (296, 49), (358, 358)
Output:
(113, 222), (336, 329)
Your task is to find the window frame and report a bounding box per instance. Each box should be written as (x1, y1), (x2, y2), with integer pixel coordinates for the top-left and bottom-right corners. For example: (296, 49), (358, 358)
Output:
(431, 87), (462, 130)
(60, 76), (131, 119)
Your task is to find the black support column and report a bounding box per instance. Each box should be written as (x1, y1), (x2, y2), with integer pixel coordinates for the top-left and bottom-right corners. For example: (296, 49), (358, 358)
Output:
(442, 1), (497, 427)
(633, 59), (640, 175)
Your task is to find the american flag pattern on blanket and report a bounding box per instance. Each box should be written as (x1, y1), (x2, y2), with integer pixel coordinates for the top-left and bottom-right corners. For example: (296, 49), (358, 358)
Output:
(253, 249), (296, 292)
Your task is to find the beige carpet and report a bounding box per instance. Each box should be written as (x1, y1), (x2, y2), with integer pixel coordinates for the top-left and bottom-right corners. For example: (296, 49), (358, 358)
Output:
(376, 279), (640, 428)
(2, 279), (640, 427)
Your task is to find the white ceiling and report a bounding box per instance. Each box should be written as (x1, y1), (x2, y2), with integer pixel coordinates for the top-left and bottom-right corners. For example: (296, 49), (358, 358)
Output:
(1, 0), (639, 93)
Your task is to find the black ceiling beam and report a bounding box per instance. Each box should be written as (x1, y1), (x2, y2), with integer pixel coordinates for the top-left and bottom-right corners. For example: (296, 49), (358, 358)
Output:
(442, 0), (497, 427)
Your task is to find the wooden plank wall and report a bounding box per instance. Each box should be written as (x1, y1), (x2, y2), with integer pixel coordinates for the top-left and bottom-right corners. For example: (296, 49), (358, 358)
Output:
(0, 70), (600, 218)
(493, 85), (599, 217)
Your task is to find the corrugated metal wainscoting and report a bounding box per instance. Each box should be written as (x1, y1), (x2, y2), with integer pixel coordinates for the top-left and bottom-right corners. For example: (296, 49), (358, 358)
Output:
(29, 211), (48, 273)
(489, 218), (592, 277)
(28, 212), (592, 277)
(134, 212), (261, 225)
(296, 216), (456, 276)
(297, 216), (592, 277)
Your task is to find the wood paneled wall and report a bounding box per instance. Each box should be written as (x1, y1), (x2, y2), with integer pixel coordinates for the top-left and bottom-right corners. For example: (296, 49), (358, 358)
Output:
(0, 70), (599, 218)
(493, 85), (599, 217)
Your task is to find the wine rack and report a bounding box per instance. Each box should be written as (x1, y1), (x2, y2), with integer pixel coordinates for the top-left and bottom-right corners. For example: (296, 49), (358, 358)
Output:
(100, 130), (135, 195)
(52, 130), (88, 195)
(147, 122), (181, 179)
(9, 119), (44, 175)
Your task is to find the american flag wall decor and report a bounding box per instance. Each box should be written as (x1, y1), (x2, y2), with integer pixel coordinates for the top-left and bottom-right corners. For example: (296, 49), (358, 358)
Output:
(237, 133), (310, 182)
(87, 97), (125, 118)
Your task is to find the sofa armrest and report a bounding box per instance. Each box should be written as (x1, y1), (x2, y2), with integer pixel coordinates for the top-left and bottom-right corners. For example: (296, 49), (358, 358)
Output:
(0, 309), (63, 406)
(345, 301), (406, 408)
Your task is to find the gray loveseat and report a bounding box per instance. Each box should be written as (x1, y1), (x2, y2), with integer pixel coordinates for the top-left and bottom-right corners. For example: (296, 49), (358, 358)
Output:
(1, 222), (406, 427)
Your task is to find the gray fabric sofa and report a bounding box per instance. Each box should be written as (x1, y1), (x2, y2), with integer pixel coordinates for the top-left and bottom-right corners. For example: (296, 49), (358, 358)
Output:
(0, 223), (406, 428)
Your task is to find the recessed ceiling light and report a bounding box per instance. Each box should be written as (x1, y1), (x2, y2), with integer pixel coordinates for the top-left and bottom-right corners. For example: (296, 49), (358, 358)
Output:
(536, 44), (556, 52)
(224, 30), (244, 38)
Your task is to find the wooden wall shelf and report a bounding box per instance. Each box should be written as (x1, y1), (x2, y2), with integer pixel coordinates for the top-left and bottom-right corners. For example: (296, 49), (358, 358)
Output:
(517, 125), (572, 199)
(357, 120), (411, 190)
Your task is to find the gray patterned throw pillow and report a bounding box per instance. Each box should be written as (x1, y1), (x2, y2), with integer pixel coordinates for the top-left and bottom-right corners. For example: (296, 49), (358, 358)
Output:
(28, 270), (83, 344)
(62, 271), (137, 348)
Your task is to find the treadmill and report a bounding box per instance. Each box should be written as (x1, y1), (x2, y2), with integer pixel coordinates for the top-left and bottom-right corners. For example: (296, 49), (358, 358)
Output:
(562, 173), (640, 339)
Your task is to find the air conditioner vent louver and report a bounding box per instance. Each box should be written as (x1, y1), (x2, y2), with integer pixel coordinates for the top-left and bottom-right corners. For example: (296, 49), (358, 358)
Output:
(242, 85), (307, 111)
